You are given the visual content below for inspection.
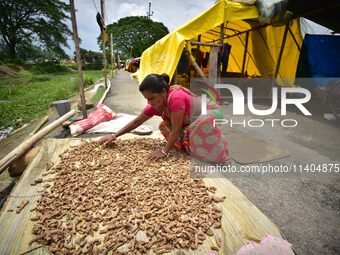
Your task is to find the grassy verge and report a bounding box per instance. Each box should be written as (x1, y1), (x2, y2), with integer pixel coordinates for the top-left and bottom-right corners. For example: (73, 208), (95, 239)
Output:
(0, 68), (103, 129)
(91, 86), (106, 105)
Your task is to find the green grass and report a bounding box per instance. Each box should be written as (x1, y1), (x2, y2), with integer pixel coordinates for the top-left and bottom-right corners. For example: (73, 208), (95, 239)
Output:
(91, 86), (106, 105)
(0, 69), (103, 129)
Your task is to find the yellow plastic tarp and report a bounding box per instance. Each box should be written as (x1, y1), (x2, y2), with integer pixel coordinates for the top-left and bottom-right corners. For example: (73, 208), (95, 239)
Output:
(137, 0), (302, 86)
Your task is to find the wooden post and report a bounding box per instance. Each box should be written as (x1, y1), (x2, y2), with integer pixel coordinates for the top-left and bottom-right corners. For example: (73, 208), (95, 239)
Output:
(172, 68), (177, 85)
(100, 0), (108, 88)
(241, 31), (249, 74)
(191, 41), (220, 47)
(218, 23), (225, 78)
(208, 47), (218, 85)
(70, 0), (87, 118)
(110, 33), (114, 78)
(196, 35), (201, 60)
(185, 41), (207, 81)
(117, 55), (121, 70)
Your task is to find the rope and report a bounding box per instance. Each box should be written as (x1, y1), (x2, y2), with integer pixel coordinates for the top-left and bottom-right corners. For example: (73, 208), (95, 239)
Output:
(9, 194), (41, 198)
(91, 0), (99, 13)
(19, 245), (52, 255)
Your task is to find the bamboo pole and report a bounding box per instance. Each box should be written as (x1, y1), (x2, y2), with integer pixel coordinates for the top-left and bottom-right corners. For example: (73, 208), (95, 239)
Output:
(28, 116), (49, 138)
(196, 35), (201, 56)
(274, 23), (289, 78)
(0, 110), (78, 174)
(191, 41), (220, 47)
(70, 0), (87, 118)
(218, 23), (225, 78)
(288, 27), (301, 51)
(117, 55), (121, 70)
(241, 31), (249, 74)
(172, 68), (177, 85)
(110, 33), (114, 78)
(100, 0), (108, 88)
(185, 41), (207, 81)
(207, 23), (270, 43)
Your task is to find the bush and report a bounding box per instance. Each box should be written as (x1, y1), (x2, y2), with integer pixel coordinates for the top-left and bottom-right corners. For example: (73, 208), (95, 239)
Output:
(83, 63), (103, 70)
(62, 62), (77, 70)
(84, 76), (94, 86)
(54, 87), (72, 100)
(30, 62), (69, 74)
(71, 75), (95, 92)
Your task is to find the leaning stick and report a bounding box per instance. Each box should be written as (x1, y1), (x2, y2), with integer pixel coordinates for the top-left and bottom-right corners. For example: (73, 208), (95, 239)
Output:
(28, 116), (49, 138)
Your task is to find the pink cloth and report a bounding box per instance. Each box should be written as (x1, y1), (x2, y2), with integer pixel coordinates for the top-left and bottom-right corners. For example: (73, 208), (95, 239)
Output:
(143, 89), (191, 119)
(235, 235), (295, 255)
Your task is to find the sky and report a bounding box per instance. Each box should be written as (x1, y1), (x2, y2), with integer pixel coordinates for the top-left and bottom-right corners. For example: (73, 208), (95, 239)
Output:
(63, 0), (333, 57)
(63, 0), (215, 56)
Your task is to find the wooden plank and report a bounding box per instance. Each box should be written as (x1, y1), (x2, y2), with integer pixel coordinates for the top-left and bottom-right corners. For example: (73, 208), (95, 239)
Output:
(191, 41), (220, 47)
(209, 47), (218, 85)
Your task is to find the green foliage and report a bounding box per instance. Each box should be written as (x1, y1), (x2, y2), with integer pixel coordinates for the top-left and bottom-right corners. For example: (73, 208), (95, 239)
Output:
(0, 70), (103, 129)
(72, 75), (96, 92)
(84, 76), (94, 86)
(79, 48), (104, 70)
(99, 16), (169, 58)
(61, 61), (78, 70)
(29, 63), (70, 74)
(0, 0), (71, 60)
(83, 63), (103, 70)
(80, 48), (103, 64)
(54, 86), (73, 100)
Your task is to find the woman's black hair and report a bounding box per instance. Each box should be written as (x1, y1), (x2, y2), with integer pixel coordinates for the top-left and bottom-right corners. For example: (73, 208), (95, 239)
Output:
(139, 73), (170, 93)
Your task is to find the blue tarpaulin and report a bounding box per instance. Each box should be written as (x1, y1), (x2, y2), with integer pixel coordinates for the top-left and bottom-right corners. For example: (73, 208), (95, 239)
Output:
(297, 34), (340, 79)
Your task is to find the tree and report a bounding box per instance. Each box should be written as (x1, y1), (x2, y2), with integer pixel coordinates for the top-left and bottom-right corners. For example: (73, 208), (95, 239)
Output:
(0, 0), (71, 60)
(79, 48), (102, 64)
(99, 16), (169, 59)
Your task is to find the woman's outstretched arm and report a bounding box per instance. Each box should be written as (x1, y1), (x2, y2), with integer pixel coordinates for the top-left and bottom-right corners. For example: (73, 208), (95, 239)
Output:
(115, 112), (151, 138)
(97, 112), (151, 144)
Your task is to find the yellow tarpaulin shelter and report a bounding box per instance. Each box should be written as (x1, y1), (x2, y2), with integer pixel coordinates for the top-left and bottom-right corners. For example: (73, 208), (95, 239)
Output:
(137, 0), (302, 86)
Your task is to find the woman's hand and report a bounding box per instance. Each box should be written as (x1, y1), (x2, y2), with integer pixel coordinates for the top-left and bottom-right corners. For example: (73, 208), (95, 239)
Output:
(97, 134), (116, 145)
(147, 148), (167, 161)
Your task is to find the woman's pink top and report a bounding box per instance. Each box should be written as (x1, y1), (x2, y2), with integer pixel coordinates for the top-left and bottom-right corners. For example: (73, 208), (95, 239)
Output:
(143, 89), (191, 122)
